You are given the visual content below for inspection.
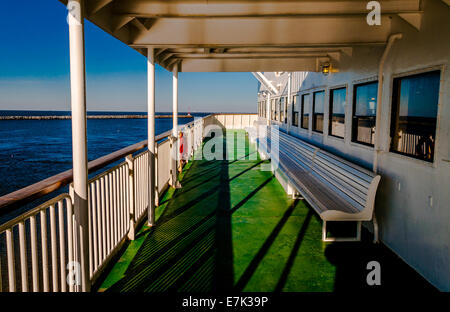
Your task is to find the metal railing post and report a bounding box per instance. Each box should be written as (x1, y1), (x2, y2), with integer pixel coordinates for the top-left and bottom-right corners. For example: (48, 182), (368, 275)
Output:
(68, 0), (90, 292)
(125, 155), (135, 240)
(154, 144), (159, 207)
(147, 47), (156, 227)
(169, 135), (178, 187)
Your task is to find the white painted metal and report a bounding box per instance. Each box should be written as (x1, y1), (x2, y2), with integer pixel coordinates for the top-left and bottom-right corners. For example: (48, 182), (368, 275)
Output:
(87, 161), (131, 283)
(252, 72), (278, 95)
(134, 151), (150, 223)
(40, 209), (49, 292)
(1, 194), (75, 292)
(126, 155), (136, 240)
(18, 221), (28, 292)
(154, 144), (159, 206)
(266, 93), (271, 126)
(68, 0), (90, 292)
(373, 33), (402, 174)
(30, 215), (39, 292)
(322, 221), (362, 242)
(49, 205), (58, 291)
(147, 47), (156, 227)
(6, 229), (15, 292)
(172, 63), (179, 138)
(58, 200), (67, 292)
(157, 140), (171, 193)
(172, 63), (179, 187)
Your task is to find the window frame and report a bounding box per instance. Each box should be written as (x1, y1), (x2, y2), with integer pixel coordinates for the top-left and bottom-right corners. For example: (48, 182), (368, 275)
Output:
(300, 93), (310, 130)
(351, 80), (379, 147)
(280, 96), (285, 123)
(292, 94), (299, 127)
(389, 69), (441, 163)
(328, 87), (347, 139)
(312, 90), (325, 133)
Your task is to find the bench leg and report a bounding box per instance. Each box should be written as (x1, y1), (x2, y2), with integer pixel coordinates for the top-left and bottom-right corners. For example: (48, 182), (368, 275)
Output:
(322, 221), (362, 242)
(372, 214), (379, 244)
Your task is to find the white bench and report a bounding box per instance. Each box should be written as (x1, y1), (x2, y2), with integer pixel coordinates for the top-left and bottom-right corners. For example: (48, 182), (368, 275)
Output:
(257, 129), (381, 242)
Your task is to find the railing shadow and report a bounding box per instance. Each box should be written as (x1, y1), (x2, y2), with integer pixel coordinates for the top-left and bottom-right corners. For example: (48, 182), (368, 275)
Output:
(104, 129), (338, 292)
(105, 130), (234, 292)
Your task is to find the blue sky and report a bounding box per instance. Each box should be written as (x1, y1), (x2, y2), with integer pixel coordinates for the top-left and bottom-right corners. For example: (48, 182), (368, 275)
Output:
(0, 1), (258, 113)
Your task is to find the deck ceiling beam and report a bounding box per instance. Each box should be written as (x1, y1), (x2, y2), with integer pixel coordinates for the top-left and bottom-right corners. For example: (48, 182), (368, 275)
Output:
(111, 15), (134, 33)
(166, 52), (335, 59)
(86, 0), (114, 17)
(58, 0), (410, 72)
(131, 45), (355, 55)
(111, 0), (422, 18)
(179, 57), (328, 72)
(130, 16), (393, 46)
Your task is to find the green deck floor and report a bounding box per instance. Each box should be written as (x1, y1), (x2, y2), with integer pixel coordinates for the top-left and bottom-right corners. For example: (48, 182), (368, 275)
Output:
(98, 130), (435, 292)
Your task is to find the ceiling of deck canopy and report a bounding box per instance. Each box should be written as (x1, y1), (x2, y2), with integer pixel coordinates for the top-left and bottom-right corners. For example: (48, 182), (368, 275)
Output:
(58, 0), (425, 72)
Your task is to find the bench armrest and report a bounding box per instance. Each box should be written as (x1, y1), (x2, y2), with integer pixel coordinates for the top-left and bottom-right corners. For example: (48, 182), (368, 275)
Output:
(364, 175), (381, 219)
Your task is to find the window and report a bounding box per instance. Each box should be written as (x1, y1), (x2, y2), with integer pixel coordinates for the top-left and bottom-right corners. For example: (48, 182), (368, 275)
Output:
(262, 100), (266, 117)
(313, 91), (325, 133)
(271, 99), (276, 120)
(274, 98), (278, 121)
(284, 96), (288, 123)
(390, 70), (440, 162)
(301, 94), (310, 129)
(292, 95), (299, 126)
(352, 81), (378, 146)
(280, 97), (285, 123)
(277, 98), (282, 122)
(329, 88), (346, 138)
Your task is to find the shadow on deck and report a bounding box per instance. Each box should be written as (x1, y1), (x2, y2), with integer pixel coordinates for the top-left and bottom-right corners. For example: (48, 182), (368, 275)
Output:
(98, 130), (435, 292)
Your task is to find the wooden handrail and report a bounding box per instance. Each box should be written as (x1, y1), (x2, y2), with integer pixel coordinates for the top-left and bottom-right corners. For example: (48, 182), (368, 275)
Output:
(0, 129), (172, 215)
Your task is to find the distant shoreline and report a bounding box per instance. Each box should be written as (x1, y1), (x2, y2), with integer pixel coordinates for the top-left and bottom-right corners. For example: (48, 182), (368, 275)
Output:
(0, 114), (193, 120)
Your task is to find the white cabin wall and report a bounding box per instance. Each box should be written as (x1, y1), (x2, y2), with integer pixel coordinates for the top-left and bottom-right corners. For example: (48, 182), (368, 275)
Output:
(257, 0), (450, 290)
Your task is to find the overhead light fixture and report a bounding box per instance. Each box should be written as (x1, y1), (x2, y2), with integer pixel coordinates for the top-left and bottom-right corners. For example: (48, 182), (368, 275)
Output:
(321, 63), (331, 75)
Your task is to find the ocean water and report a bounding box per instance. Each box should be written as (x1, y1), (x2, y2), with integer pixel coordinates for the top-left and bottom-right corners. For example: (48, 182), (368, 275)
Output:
(0, 111), (207, 198)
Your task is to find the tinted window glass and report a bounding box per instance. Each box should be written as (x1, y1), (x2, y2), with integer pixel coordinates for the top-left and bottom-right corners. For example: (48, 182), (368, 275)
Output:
(292, 95), (299, 126)
(390, 70), (440, 162)
(301, 94), (310, 129)
(352, 82), (378, 145)
(313, 91), (325, 133)
(329, 88), (346, 138)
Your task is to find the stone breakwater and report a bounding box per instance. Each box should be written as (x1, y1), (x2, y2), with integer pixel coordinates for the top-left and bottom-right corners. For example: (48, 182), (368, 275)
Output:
(0, 114), (193, 120)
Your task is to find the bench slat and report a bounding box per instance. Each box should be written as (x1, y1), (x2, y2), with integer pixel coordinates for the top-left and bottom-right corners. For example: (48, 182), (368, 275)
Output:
(258, 129), (380, 218)
(276, 135), (370, 203)
(277, 148), (365, 211)
(278, 153), (360, 214)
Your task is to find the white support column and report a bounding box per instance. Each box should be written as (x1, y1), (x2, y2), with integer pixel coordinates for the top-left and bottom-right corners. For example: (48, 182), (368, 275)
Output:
(172, 63), (179, 138)
(68, 0), (90, 292)
(147, 48), (156, 226)
(171, 63), (179, 186)
(266, 93), (271, 126)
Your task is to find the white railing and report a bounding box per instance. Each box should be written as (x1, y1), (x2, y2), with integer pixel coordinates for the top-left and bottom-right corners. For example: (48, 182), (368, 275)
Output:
(0, 194), (76, 292)
(0, 113), (256, 292)
(206, 113), (258, 130)
(86, 161), (131, 283)
(134, 151), (149, 223)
